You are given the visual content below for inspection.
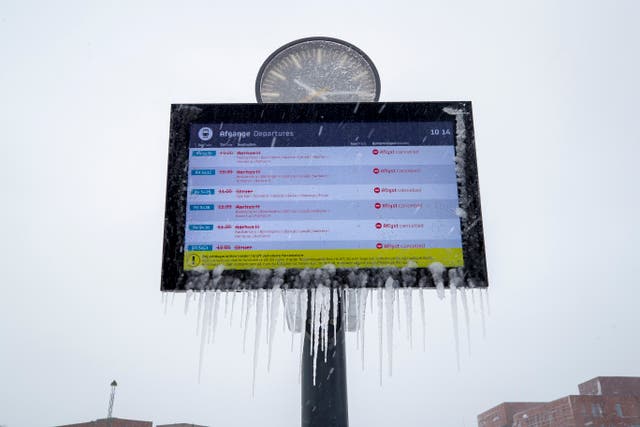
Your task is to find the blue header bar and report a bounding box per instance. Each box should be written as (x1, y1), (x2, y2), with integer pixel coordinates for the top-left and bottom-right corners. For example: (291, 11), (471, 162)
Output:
(189, 121), (454, 148)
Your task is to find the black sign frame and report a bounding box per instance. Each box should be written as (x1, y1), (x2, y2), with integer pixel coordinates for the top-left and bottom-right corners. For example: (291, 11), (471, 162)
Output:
(162, 102), (487, 291)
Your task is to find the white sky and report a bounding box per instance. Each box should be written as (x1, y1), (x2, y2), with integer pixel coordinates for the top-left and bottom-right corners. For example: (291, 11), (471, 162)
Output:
(1, 1), (639, 426)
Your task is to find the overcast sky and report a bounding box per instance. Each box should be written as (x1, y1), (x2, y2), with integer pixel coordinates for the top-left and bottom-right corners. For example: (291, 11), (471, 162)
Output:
(1, 1), (640, 426)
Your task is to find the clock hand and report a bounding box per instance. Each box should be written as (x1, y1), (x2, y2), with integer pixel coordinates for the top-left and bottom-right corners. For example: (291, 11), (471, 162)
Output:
(302, 89), (331, 102)
(324, 90), (372, 96)
(294, 79), (328, 101)
(293, 79), (318, 94)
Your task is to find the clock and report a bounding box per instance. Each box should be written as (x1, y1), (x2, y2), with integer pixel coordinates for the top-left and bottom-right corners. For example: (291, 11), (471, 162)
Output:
(255, 37), (381, 103)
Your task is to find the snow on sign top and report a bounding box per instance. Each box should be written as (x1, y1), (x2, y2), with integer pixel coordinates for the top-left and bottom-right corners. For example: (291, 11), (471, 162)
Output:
(161, 102), (487, 291)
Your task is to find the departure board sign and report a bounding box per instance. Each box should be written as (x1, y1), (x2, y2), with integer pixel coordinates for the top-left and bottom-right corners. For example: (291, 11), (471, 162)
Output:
(162, 103), (487, 290)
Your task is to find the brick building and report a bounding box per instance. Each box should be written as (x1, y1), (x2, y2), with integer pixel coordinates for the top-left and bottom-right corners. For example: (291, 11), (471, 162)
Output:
(156, 424), (208, 427)
(579, 377), (640, 397)
(478, 403), (543, 427)
(478, 376), (640, 427)
(56, 419), (206, 427)
(55, 418), (152, 427)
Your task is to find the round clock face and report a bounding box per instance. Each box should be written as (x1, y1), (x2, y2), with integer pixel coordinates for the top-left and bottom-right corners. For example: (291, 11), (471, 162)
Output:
(256, 37), (380, 103)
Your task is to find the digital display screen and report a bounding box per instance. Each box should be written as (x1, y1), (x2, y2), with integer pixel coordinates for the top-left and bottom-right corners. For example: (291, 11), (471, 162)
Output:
(162, 102), (487, 290)
(183, 121), (462, 270)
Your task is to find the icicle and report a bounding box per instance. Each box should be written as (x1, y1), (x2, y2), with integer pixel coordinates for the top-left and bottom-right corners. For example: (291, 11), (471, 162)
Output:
(332, 288), (338, 346)
(395, 287), (401, 333)
(310, 288), (317, 357)
(355, 289), (360, 351)
(164, 292), (169, 315)
(243, 291), (255, 353)
(471, 287), (477, 314)
(298, 290), (308, 384)
(265, 289), (272, 346)
(343, 289), (349, 332)
(206, 270), (224, 344)
(449, 270), (461, 371)
(400, 261), (417, 348)
(377, 287), (384, 385)
(282, 289), (287, 333)
(224, 291), (229, 319)
(196, 291), (204, 336)
(321, 286), (331, 363)
(403, 288), (413, 348)
(370, 288), (374, 314)
(460, 287), (471, 356)
(312, 288), (321, 385)
(289, 290), (296, 352)
(251, 289), (265, 396)
(347, 287), (359, 332)
(384, 277), (395, 376)
(198, 291), (214, 381)
(240, 290), (247, 329)
(230, 290), (237, 327)
(479, 287), (487, 339)
(319, 290), (325, 359)
(285, 289), (293, 332)
(206, 290), (217, 344)
(419, 286), (426, 351)
(282, 288), (289, 332)
(320, 290), (331, 363)
(210, 290), (221, 344)
(171, 291), (176, 306)
(484, 289), (491, 316)
(184, 290), (193, 315)
(267, 282), (282, 371)
(429, 263), (446, 299)
(359, 287), (369, 370)
(358, 273), (369, 352)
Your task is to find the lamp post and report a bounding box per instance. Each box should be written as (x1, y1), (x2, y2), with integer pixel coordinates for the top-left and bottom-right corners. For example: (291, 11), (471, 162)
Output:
(107, 380), (117, 427)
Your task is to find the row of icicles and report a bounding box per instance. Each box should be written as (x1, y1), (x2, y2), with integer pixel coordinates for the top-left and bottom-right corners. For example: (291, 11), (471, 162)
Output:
(161, 265), (490, 395)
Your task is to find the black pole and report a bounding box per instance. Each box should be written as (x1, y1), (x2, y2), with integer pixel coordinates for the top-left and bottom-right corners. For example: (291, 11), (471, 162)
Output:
(301, 290), (349, 427)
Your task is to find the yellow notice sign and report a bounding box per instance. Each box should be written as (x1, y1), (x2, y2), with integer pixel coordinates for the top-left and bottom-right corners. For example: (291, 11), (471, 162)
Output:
(183, 248), (463, 270)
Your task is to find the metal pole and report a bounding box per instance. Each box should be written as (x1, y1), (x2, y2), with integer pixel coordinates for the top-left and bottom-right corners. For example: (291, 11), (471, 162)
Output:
(107, 380), (117, 427)
(301, 290), (348, 427)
